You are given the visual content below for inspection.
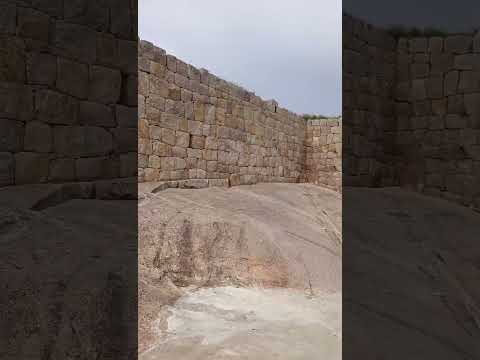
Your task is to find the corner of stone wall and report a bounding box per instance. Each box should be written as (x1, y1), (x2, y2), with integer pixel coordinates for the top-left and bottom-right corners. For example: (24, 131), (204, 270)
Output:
(344, 14), (480, 209)
(138, 40), (319, 189)
(304, 117), (342, 192)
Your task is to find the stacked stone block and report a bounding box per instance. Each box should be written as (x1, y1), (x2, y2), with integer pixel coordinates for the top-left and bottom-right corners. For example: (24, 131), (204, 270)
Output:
(138, 40), (307, 187)
(395, 33), (480, 207)
(344, 13), (480, 209)
(342, 14), (398, 188)
(0, 1), (137, 186)
(305, 118), (342, 192)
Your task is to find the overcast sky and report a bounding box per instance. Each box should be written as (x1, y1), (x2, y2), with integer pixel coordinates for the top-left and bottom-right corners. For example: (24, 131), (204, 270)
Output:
(139, 0), (341, 116)
(344, 0), (480, 32)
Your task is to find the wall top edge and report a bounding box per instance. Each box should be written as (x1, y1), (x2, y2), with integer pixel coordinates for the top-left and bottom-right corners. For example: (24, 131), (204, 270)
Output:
(138, 39), (337, 123)
(343, 12), (480, 40)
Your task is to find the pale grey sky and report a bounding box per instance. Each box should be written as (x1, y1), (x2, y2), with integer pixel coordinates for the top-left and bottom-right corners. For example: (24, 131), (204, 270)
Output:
(139, 0), (341, 116)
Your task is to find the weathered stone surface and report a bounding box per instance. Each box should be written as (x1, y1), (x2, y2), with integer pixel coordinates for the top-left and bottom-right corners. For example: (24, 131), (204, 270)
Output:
(167, 55), (177, 72)
(164, 100), (184, 116)
(76, 157), (114, 180)
(49, 158), (75, 182)
(117, 40), (137, 74)
(412, 79), (426, 100)
(162, 128), (176, 146)
(110, 0), (134, 38)
(120, 152), (137, 177)
(447, 95), (465, 114)
(36, 89), (78, 125)
(0, 152), (14, 186)
(0, 83), (34, 121)
(112, 128), (137, 152)
(454, 54), (480, 70)
(54, 21), (97, 63)
(458, 71), (480, 93)
(180, 179), (209, 189)
(411, 38), (427, 52)
(428, 37), (443, 53)
(464, 93), (480, 115)
(89, 65), (122, 104)
(116, 105), (137, 128)
(0, 2), (16, 35)
(15, 152), (49, 184)
(149, 75), (169, 97)
(57, 57), (89, 99)
(121, 74), (138, 106)
(0, 120), (24, 152)
(474, 32), (480, 53)
(444, 35), (472, 54)
(411, 63), (429, 78)
(190, 135), (205, 149)
(430, 53), (454, 75)
(342, 15), (480, 208)
(0, 37), (26, 83)
(96, 32), (117, 66)
(445, 114), (467, 129)
(444, 71), (459, 96)
(26, 52), (57, 85)
(426, 77), (443, 99)
(17, 7), (50, 42)
(79, 101), (115, 127)
(24, 122), (52, 153)
(0, 1), (137, 190)
(176, 131), (190, 148)
(53, 126), (113, 156)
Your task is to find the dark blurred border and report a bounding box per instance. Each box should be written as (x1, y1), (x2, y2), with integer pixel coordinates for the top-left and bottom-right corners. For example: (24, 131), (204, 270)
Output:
(0, 1), (138, 358)
(343, 1), (480, 358)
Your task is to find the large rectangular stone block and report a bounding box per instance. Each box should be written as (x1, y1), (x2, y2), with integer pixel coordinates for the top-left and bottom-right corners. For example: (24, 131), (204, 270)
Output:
(79, 101), (115, 127)
(54, 21), (97, 63)
(36, 89), (78, 125)
(112, 128), (137, 152)
(0, 119), (24, 152)
(24, 122), (52, 153)
(57, 57), (89, 99)
(17, 7), (50, 42)
(0, 152), (14, 186)
(0, 83), (34, 121)
(76, 157), (113, 180)
(445, 35), (473, 54)
(49, 158), (75, 182)
(89, 65), (122, 104)
(53, 126), (113, 156)
(15, 152), (49, 184)
(27, 52), (57, 85)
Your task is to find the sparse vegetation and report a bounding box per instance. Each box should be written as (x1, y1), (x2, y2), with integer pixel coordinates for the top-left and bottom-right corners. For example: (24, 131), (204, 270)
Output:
(387, 25), (447, 38)
(302, 114), (341, 120)
(386, 25), (478, 39)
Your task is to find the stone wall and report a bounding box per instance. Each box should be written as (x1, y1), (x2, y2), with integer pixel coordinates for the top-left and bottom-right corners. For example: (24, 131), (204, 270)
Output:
(342, 14), (398, 188)
(395, 33), (480, 207)
(138, 40), (308, 188)
(305, 118), (342, 191)
(344, 13), (480, 209)
(0, 0), (137, 186)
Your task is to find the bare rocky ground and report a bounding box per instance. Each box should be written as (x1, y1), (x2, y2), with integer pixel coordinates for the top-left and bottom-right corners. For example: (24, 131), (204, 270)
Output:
(138, 183), (342, 358)
(0, 180), (137, 359)
(4, 181), (476, 358)
(344, 187), (480, 359)
(142, 287), (341, 360)
(141, 183), (480, 359)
